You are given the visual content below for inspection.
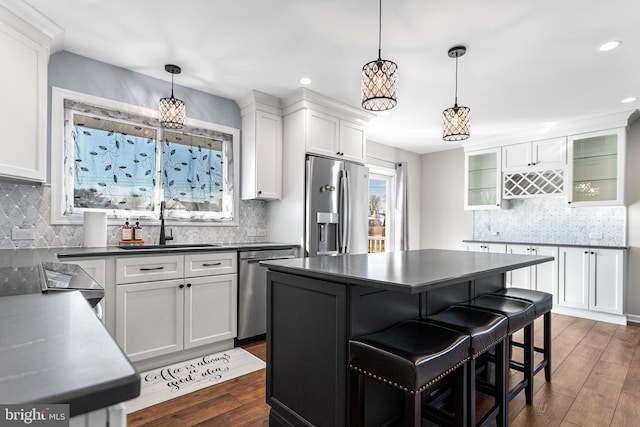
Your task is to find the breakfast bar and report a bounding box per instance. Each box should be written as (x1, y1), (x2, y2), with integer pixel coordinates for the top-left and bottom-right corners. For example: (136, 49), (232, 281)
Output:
(262, 249), (553, 426)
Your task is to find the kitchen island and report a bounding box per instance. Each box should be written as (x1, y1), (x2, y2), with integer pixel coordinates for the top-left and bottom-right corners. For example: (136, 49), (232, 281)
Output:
(262, 249), (553, 427)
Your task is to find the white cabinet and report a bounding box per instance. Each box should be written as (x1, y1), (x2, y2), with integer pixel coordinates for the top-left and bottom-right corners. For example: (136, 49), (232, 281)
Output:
(558, 247), (624, 315)
(115, 252), (237, 362)
(466, 242), (506, 253)
(464, 148), (502, 210)
(239, 90), (283, 200)
(0, 7), (50, 182)
(116, 278), (184, 361)
(567, 128), (625, 206)
(502, 138), (566, 172)
(506, 245), (558, 299)
(306, 109), (366, 163)
(184, 274), (237, 349)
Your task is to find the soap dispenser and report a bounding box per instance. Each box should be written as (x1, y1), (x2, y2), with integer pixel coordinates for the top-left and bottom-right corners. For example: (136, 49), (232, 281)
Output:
(133, 218), (142, 241)
(122, 218), (133, 241)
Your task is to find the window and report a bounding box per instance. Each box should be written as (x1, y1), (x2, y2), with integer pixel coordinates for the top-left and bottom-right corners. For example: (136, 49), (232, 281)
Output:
(51, 87), (239, 225)
(368, 168), (395, 253)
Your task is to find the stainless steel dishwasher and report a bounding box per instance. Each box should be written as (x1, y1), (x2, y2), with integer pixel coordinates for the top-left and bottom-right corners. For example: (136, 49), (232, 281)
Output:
(238, 247), (297, 341)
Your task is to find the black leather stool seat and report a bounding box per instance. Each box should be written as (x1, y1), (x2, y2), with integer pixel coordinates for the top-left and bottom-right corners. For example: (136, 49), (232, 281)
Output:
(349, 320), (471, 426)
(349, 320), (470, 392)
(422, 306), (509, 427)
(493, 288), (552, 316)
(492, 288), (553, 383)
(423, 306), (508, 357)
(462, 294), (535, 332)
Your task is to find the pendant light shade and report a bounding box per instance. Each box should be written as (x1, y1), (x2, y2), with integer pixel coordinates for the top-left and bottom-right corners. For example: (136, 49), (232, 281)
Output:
(159, 64), (186, 129)
(442, 46), (471, 141)
(361, 0), (398, 111)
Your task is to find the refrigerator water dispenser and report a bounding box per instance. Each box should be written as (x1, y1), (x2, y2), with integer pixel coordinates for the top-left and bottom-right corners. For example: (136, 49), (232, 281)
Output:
(316, 212), (339, 255)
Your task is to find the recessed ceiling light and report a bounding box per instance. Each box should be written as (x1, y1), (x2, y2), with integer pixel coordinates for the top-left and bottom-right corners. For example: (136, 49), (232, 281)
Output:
(621, 97), (637, 103)
(599, 40), (621, 52)
(299, 77), (312, 85)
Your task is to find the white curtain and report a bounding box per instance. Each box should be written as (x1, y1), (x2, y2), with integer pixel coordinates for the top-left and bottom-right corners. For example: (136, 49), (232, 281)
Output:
(394, 162), (409, 251)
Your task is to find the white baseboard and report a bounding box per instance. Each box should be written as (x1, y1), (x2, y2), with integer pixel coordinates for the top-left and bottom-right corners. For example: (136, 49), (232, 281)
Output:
(551, 306), (627, 325)
(626, 314), (640, 324)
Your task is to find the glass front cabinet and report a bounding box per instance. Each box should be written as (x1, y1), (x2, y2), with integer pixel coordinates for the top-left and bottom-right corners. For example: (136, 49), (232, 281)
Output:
(464, 148), (502, 210)
(567, 128), (625, 206)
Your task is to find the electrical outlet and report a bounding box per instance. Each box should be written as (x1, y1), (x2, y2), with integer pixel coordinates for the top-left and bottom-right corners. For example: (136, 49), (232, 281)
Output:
(256, 229), (267, 237)
(12, 228), (36, 240)
(246, 229), (257, 237)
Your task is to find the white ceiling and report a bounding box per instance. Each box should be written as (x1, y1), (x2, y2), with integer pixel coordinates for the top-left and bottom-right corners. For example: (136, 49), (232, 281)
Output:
(15, 0), (640, 154)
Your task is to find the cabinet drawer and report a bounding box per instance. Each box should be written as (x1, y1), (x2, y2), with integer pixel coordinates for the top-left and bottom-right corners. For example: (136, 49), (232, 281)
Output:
(116, 255), (184, 284)
(185, 252), (237, 277)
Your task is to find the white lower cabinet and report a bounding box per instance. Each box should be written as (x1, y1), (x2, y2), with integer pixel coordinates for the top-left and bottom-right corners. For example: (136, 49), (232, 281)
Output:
(115, 252), (237, 362)
(116, 278), (184, 361)
(558, 247), (624, 315)
(506, 245), (558, 299)
(466, 242), (506, 253)
(184, 274), (237, 349)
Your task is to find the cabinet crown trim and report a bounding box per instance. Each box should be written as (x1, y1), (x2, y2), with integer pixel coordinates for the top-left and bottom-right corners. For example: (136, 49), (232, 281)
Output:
(282, 88), (374, 123)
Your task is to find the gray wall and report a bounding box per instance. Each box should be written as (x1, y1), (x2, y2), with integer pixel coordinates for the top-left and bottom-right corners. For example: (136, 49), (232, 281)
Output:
(625, 119), (640, 320)
(420, 148), (473, 250)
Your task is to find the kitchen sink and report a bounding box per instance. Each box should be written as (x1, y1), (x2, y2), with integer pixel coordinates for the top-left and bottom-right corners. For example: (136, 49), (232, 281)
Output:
(119, 243), (220, 250)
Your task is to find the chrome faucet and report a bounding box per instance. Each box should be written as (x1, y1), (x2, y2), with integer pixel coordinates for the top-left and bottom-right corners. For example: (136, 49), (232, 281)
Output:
(159, 201), (174, 245)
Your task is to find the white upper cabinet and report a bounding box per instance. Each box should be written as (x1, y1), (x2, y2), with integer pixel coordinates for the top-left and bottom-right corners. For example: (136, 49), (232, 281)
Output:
(0, 6), (51, 182)
(502, 137), (566, 172)
(239, 90), (283, 200)
(306, 109), (366, 163)
(464, 148), (502, 210)
(567, 128), (625, 206)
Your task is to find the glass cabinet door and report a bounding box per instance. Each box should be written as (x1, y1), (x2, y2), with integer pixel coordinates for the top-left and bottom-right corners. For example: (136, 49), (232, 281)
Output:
(568, 128), (625, 206)
(465, 148), (501, 210)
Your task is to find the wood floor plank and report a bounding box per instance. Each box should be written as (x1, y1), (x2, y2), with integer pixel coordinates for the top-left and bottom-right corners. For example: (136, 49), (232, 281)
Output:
(510, 383), (574, 427)
(126, 315), (640, 427)
(610, 391), (640, 427)
(563, 360), (628, 426)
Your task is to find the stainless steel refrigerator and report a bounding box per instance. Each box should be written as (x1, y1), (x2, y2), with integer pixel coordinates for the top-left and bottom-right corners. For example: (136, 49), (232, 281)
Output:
(305, 155), (369, 256)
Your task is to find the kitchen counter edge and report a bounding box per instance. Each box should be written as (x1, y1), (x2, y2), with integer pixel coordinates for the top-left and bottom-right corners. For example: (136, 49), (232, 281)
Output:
(463, 240), (628, 250)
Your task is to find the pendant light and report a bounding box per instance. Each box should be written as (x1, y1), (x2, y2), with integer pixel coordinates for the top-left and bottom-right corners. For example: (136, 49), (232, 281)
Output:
(361, 0), (398, 111)
(442, 46), (471, 141)
(159, 64), (186, 129)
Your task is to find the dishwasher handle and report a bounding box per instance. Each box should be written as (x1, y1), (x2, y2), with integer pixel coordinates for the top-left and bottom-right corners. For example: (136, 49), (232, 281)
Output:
(246, 256), (295, 264)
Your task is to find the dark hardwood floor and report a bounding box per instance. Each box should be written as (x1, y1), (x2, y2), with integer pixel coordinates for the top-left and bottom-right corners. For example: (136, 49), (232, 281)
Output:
(127, 314), (640, 426)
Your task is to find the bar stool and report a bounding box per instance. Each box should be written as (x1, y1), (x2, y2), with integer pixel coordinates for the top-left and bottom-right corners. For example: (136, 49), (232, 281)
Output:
(492, 288), (553, 382)
(422, 306), (509, 427)
(459, 294), (535, 411)
(348, 320), (470, 427)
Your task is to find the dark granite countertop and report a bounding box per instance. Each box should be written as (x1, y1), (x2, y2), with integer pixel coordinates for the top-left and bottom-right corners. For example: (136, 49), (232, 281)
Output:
(54, 241), (299, 258)
(463, 239), (628, 250)
(0, 291), (139, 416)
(262, 249), (553, 294)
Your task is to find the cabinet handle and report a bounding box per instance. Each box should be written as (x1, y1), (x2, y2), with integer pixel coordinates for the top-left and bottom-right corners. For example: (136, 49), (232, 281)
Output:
(257, 190), (262, 195)
(590, 251), (595, 255)
(527, 163), (531, 166)
(202, 262), (222, 267)
(584, 251), (588, 254)
(139, 266), (165, 271)
(187, 283), (192, 288)
(179, 284), (184, 288)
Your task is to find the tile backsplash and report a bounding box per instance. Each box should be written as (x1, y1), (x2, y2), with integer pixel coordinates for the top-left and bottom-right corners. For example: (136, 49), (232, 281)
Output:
(474, 198), (625, 247)
(0, 183), (268, 249)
